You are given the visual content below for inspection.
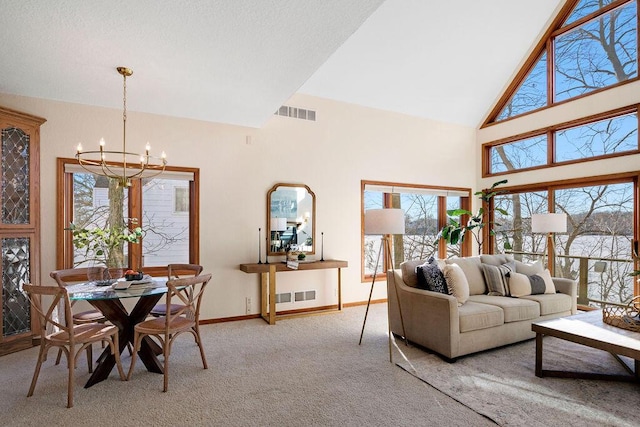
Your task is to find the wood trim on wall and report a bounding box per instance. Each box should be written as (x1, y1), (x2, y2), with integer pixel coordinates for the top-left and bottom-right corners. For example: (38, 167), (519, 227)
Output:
(56, 157), (200, 272)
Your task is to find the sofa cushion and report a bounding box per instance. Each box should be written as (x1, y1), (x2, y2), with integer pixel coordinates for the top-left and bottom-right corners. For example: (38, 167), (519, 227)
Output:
(417, 256), (448, 294)
(442, 263), (469, 306)
(481, 261), (515, 296)
(458, 301), (504, 333)
(480, 254), (514, 266)
(400, 259), (426, 287)
(468, 295), (540, 323)
(445, 256), (485, 295)
(521, 293), (573, 316)
(508, 269), (555, 297)
(515, 259), (544, 275)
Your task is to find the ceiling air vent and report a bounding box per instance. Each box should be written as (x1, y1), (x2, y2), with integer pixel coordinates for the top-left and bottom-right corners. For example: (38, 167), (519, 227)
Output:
(275, 105), (316, 121)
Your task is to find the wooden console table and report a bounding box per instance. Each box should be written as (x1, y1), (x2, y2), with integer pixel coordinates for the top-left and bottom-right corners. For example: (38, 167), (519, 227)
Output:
(239, 260), (348, 325)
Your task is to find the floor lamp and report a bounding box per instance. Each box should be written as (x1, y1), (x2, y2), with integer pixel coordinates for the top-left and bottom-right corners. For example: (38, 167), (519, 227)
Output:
(359, 208), (407, 361)
(531, 213), (567, 271)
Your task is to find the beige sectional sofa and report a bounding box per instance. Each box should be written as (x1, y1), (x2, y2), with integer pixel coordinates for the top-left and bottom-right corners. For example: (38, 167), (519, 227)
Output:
(386, 254), (577, 361)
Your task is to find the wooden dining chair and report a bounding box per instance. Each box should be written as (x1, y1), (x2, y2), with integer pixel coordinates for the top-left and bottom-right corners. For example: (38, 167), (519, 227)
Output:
(24, 284), (126, 408)
(149, 263), (203, 317)
(50, 267), (108, 371)
(127, 273), (212, 392)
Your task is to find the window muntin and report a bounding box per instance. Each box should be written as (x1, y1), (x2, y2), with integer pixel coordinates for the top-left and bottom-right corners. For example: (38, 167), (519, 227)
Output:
(555, 2), (637, 102)
(490, 135), (547, 174)
(555, 112), (638, 162)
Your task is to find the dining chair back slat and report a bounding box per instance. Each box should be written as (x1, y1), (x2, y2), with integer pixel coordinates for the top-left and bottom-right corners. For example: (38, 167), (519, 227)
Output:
(150, 263), (203, 317)
(23, 284), (126, 408)
(50, 268), (108, 370)
(127, 273), (212, 391)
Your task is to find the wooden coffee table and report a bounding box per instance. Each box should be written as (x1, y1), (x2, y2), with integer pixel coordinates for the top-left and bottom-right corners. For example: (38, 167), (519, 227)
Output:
(532, 310), (640, 382)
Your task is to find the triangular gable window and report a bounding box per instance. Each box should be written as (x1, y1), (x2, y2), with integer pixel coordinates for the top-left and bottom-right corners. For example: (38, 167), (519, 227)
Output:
(484, 0), (638, 127)
(496, 53), (547, 121)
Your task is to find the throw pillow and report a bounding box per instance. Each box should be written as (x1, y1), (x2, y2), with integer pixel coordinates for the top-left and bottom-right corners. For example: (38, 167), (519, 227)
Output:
(481, 261), (515, 296)
(417, 256), (448, 294)
(508, 269), (557, 297)
(415, 260), (429, 290)
(401, 259), (426, 287)
(515, 259), (544, 276)
(442, 263), (469, 306)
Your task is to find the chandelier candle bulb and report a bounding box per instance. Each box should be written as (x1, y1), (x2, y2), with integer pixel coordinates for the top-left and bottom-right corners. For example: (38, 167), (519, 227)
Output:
(76, 143), (82, 153)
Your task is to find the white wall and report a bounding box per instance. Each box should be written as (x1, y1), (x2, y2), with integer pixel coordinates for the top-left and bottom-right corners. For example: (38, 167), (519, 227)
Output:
(0, 92), (476, 321)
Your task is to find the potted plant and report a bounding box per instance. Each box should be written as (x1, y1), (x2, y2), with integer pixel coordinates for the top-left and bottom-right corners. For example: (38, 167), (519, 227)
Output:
(437, 180), (511, 253)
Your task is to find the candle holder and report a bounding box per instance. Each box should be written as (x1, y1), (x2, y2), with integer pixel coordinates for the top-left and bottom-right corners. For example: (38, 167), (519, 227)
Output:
(258, 227), (263, 264)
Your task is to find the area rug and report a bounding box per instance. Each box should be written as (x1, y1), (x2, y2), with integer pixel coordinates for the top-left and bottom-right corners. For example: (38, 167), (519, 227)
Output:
(395, 337), (639, 427)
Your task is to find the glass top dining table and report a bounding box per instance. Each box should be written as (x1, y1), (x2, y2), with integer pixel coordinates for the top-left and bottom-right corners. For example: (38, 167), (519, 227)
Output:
(66, 278), (170, 388)
(66, 278), (169, 301)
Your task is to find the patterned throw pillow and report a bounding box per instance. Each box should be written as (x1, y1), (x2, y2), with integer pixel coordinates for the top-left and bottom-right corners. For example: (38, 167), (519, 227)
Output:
(508, 269), (557, 297)
(417, 256), (448, 294)
(481, 261), (515, 296)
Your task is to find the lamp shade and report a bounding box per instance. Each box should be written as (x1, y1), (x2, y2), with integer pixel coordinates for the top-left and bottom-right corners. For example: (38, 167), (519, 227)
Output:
(364, 209), (405, 235)
(531, 213), (567, 233)
(270, 217), (287, 232)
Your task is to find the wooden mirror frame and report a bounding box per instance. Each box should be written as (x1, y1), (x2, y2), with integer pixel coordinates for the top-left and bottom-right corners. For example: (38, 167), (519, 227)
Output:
(266, 183), (316, 256)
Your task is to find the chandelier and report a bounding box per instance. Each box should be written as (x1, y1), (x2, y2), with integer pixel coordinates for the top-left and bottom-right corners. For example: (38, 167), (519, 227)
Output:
(75, 66), (166, 188)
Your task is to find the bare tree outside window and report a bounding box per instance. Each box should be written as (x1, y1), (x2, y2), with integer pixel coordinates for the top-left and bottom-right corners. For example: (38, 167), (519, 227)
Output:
(494, 0), (637, 122)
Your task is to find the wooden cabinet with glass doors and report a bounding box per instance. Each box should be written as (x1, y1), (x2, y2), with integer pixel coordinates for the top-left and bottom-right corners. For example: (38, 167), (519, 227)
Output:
(0, 106), (45, 356)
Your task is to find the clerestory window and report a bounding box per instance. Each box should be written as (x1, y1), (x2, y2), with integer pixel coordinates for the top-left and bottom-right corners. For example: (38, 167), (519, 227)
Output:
(488, 0), (638, 124)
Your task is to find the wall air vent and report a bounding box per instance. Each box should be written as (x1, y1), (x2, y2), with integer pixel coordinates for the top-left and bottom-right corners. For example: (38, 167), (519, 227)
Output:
(275, 292), (292, 304)
(294, 290), (316, 302)
(275, 105), (316, 121)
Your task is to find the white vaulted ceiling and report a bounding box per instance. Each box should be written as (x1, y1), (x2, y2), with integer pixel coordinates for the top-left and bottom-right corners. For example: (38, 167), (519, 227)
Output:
(0, 0), (563, 128)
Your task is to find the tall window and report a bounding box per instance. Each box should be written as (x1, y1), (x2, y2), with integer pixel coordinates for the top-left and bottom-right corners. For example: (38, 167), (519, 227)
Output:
(362, 181), (470, 281)
(57, 159), (199, 274)
(491, 176), (637, 307)
(488, 0), (638, 124)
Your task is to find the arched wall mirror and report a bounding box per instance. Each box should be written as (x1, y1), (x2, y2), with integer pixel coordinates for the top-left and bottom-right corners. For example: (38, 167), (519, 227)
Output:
(267, 183), (315, 255)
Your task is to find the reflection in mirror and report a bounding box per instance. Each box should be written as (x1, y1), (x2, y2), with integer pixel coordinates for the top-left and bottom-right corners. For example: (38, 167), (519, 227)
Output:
(267, 183), (315, 255)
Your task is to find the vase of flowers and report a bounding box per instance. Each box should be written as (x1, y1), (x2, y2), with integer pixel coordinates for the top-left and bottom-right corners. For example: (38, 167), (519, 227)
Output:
(67, 219), (143, 282)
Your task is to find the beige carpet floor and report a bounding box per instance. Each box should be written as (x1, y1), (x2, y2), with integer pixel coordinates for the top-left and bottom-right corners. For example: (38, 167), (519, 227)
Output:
(0, 303), (492, 427)
(396, 334), (640, 427)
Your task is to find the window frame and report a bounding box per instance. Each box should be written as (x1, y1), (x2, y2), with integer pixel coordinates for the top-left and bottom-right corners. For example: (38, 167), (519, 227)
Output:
(361, 180), (471, 283)
(56, 158), (200, 277)
(483, 104), (640, 177)
(483, 0), (638, 127)
(486, 171), (640, 299)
